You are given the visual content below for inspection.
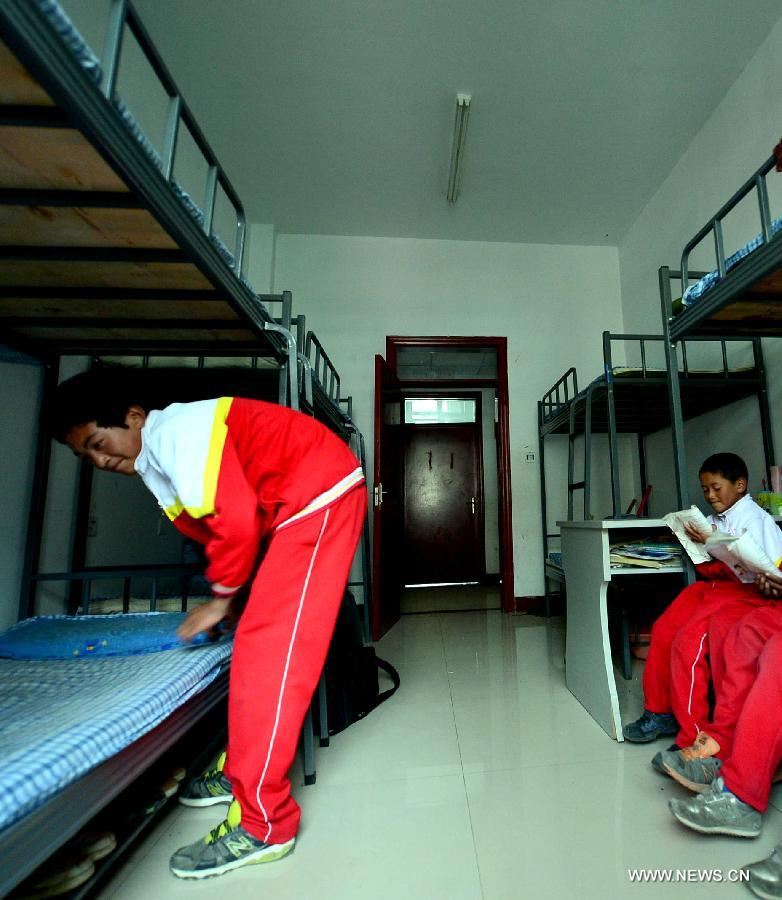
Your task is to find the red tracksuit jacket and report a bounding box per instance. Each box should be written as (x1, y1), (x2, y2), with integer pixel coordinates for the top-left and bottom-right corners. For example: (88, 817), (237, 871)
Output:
(133, 397), (363, 593)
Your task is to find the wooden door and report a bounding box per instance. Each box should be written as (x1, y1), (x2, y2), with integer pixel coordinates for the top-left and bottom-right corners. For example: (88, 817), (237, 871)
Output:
(371, 355), (403, 640)
(402, 424), (484, 585)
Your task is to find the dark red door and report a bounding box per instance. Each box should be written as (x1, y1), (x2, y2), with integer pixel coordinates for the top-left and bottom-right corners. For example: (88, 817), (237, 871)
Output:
(402, 424), (484, 585)
(371, 355), (403, 640)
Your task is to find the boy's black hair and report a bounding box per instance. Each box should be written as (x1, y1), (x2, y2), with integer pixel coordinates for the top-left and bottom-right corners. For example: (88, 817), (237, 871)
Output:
(699, 452), (749, 486)
(50, 369), (151, 443)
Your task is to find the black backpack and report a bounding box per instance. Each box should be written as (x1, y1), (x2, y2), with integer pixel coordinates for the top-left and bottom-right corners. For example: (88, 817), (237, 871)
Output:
(320, 592), (400, 736)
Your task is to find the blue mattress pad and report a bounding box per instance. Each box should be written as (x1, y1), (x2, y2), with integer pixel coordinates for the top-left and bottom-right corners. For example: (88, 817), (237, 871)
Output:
(0, 612), (220, 660)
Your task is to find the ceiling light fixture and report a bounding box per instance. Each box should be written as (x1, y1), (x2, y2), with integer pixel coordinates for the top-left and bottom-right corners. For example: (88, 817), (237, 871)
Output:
(446, 93), (471, 204)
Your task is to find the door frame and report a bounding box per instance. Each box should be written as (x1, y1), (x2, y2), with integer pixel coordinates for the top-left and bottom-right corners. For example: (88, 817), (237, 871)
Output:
(386, 336), (515, 613)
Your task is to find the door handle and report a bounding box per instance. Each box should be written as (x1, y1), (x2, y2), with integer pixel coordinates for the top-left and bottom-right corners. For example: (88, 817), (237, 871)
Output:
(374, 483), (389, 508)
(470, 496), (476, 515)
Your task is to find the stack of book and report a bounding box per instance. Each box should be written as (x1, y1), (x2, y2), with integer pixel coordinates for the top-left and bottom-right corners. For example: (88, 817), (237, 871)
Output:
(609, 540), (683, 569)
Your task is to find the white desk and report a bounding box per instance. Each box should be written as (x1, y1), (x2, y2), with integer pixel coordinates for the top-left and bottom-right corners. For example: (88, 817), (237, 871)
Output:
(558, 519), (685, 741)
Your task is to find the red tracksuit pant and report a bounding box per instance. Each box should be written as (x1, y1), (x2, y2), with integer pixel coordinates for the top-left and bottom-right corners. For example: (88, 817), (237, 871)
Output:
(669, 589), (767, 748)
(222, 485), (366, 844)
(718, 607), (782, 812)
(643, 580), (753, 716)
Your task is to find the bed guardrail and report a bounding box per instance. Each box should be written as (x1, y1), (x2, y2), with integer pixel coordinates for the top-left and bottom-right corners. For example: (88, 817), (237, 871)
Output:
(100, 0), (247, 275)
(602, 331), (761, 381)
(305, 331), (341, 408)
(30, 562), (202, 616)
(539, 367), (578, 426)
(681, 151), (778, 292)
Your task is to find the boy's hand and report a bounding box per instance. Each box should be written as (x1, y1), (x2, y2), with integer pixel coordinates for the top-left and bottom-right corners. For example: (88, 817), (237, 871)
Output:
(178, 597), (233, 642)
(756, 571), (782, 598)
(683, 521), (714, 544)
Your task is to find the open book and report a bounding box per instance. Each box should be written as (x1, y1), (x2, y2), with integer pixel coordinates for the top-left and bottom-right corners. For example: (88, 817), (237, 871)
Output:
(663, 505), (781, 580)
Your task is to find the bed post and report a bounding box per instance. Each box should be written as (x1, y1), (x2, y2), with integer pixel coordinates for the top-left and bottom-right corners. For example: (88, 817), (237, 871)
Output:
(753, 337), (775, 486)
(583, 386), (593, 519)
(659, 267), (689, 509)
(19, 355), (60, 620)
(603, 331), (622, 517)
(538, 401), (551, 616)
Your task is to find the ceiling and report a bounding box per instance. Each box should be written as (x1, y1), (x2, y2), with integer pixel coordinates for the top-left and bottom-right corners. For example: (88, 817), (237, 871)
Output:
(91, 1), (782, 245)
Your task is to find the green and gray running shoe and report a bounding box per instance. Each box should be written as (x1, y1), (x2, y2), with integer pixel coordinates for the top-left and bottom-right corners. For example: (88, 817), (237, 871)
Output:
(179, 752), (233, 807)
(169, 800), (295, 879)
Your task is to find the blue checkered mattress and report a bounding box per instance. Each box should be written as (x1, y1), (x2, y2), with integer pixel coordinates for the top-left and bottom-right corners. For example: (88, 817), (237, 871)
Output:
(0, 642), (231, 832)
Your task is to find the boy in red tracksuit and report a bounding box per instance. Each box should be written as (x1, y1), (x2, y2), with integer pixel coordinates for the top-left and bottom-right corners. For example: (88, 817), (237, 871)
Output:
(54, 372), (367, 880)
(623, 454), (782, 745)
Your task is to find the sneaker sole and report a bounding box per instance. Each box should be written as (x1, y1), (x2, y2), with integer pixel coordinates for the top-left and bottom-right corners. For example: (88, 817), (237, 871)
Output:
(178, 794), (234, 808)
(170, 838), (295, 879)
(623, 727), (679, 744)
(669, 805), (760, 838)
(663, 762), (715, 794)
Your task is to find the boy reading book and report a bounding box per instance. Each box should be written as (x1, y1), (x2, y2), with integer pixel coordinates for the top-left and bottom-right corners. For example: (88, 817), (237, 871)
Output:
(623, 453), (782, 745)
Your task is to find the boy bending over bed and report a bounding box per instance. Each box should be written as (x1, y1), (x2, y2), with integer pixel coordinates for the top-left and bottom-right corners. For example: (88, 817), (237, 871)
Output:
(53, 371), (366, 880)
(623, 453), (782, 747)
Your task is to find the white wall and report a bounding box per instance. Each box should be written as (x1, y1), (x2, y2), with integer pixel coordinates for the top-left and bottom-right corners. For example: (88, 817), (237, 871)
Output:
(273, 234), (624, 597)
(618, 14), (782, 506)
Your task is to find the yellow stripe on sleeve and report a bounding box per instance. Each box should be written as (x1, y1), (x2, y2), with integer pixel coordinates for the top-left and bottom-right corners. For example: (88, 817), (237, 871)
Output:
(185, 397), (233, 519)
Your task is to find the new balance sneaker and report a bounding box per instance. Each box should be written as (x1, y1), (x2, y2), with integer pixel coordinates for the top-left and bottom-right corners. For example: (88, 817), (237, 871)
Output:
(651, 744), (680, 774)
(169, 800), (295, 879)
(661, 750), (722, 793)
(668, 777), (761, 838)
(623, 710), (678, 743)
(179, 752), (233, 807)
(745, 844), (782, 899)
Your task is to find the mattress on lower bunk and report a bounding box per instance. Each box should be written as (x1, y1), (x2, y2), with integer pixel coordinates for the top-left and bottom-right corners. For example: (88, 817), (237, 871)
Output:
(0, 641), (231, 832)
(682, 216), (782, 307)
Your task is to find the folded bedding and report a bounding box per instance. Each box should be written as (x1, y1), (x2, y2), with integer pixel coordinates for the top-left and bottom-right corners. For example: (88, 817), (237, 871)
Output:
(682, 216), (782, 307)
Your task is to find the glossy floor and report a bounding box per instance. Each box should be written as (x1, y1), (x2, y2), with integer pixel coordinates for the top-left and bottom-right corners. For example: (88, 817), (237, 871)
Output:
(101, 608), (782, 899)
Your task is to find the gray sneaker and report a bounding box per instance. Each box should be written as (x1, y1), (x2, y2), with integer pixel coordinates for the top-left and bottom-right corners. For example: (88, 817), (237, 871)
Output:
(661, 750), (722, 792)
(669, 777), (761, 838)
(179, 752), (233, 807)
(651, 744), (680, 774)
(746, 844), (782, 898)
(169, 801), (295, 879)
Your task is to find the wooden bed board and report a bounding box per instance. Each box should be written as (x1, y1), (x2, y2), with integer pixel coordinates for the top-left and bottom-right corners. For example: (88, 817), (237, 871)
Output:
(0, 296), (240, 320)
(12, 325), (258, 342)
(0, 260), (213, 290)
(0, 126), (130, 192)
(0, 40), (53, 106)
(0, 204), (178, 249)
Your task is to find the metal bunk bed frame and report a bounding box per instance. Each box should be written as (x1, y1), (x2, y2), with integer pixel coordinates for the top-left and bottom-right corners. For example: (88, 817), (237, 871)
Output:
(0, 2), (370, 893)
(538, 329), (773, 608)
(661, 146), (782, 507)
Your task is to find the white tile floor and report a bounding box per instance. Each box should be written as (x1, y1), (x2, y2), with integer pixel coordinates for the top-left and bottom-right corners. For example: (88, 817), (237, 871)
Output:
(101, 608), (782, 899)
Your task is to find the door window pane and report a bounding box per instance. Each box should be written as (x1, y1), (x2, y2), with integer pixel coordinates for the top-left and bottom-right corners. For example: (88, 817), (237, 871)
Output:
(404, 398), (476, 424)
